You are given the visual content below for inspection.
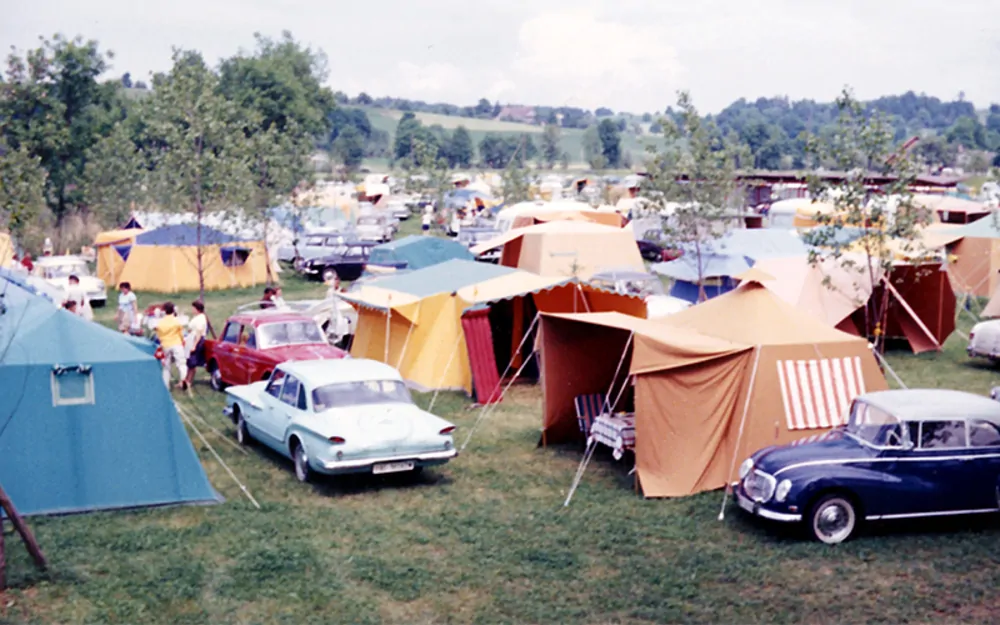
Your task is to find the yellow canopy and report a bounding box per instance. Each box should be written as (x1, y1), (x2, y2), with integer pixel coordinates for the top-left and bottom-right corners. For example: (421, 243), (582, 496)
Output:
(0, 232), (13, 268)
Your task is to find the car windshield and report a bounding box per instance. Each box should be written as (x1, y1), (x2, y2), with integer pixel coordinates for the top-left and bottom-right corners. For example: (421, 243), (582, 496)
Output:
(42, 261), (89, 278)
(257, 321), (325, 349)
(358, 216), (379, 226)
(311, 379), (413, 411)
(845, 401), (908, 448)
(304, 236), (325, 246)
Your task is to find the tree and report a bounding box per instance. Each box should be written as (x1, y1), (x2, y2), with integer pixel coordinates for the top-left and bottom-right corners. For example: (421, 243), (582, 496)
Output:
(331, 125), (364, 170)
(446, 126), (474, 168)
(0, 35), (118, 228)
(583, 126), (606, 169)
(595, 107), (614, 117)
(541, 123), (561, 168)
(641, 92), (746, 302)
(146, 49), (253, 298)
(474, 98), (492, 118)
(82, 123), (147, 228)
(355, 92), (373, 105)
(0, 139), (47, 247)
(121, 72), (132, 88)
(801, 88), (934, 352)
(598, 119), (622, 168)
(946, 116), (989, 150)
(393, 112), (425, 161)
(501, 156), (531, 206)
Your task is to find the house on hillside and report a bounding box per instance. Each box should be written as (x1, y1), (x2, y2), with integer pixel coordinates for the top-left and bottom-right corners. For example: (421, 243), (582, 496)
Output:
(496, 105), (536, 125)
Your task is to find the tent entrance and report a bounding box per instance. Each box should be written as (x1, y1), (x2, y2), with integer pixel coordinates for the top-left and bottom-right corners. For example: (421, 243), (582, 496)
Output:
(488, 296), (539, 383)
(461, 307), (502, 404)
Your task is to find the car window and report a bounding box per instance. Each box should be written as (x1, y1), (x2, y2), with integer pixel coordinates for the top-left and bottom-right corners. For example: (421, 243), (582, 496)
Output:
(919, 421), (967, 449)
(325, 236), (342, 247)
(280, 375), (301, 407)
(222, 322), (241, 344)
(297, 385), (308, 411)
(265, 370), (286, 398)
(305, 235), (325, 246)
(968, 420), (1000, 447)
(244, 327), (257, 349)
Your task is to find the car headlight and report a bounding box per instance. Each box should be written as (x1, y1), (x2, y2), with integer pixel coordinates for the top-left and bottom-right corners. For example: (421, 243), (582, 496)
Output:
(738, 458), (754, 479)
(775, 479), (792, 502)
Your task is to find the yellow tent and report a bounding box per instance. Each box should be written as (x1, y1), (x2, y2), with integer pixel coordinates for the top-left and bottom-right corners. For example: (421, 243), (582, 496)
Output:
(94, 224), (271, 293)
(0, 232), (13, 268)
(472, 221), (645, 279)
(343, 259), (645, 398)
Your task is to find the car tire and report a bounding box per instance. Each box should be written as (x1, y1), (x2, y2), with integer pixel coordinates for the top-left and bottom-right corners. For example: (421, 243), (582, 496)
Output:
(292, 442), (312, 483)
(91, 299), (107, 308)
(807, 494), (858, 544)
(235, 409), (249, 446)
(209, 366), (227, 392)
(322, 267), (337, 283)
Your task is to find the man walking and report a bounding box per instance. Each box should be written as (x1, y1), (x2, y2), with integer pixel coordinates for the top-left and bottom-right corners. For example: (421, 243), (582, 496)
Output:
(155, 302), (188, 390)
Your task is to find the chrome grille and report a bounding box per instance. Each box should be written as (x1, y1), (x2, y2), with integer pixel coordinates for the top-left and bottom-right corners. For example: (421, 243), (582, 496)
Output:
(744, 470), (776, 502)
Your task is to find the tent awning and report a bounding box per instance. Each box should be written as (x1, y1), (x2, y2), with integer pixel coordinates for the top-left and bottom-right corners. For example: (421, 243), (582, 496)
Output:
(339, 287), (423, 322)
(457, 273), (572, 304)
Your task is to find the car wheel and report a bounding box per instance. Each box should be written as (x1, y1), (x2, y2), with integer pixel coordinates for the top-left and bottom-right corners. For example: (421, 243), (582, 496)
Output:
(209, 366), (227, 392)
(235, 409), (249, 445)
(808, 494), (857, 544)
(322, 267), (337, 283)
(292, 442), (312, 483)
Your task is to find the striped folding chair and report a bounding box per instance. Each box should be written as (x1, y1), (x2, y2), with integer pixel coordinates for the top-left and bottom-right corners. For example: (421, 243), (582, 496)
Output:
(574, 394), (606, 437)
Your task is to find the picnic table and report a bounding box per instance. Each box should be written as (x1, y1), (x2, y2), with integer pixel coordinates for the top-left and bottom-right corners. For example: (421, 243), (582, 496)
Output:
(588, 413), (635, 460)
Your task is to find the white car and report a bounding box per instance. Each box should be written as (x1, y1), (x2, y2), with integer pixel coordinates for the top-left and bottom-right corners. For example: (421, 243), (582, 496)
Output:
(968, 320), (1000, 361)
(589, 269), (690, 319)
(355, 213), (394, 243)
(222, 359), (458, 482)
(32, 255), (107, 307)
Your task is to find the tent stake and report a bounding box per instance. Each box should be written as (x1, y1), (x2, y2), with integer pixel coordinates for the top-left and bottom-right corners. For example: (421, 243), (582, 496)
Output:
(718, 345), (762, 522)
(563, 437), (598, 507)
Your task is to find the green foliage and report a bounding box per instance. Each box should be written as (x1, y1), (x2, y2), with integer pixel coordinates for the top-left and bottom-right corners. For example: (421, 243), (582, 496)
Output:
(478, 134), (535, 169)
(445, 125), (474, 168)
(82, 123), (147, 227)
(331, 125), (365, 171)
(582, 126), (605, 169)
(541, 123), (561, 168)
(0, 34), (118, 224)
(597, 119), (622, 168)
(404, 137), (450, 209)
(501, 157), (531, 205)
(0, 138), (47, 242)
(393, 111), (434, 162)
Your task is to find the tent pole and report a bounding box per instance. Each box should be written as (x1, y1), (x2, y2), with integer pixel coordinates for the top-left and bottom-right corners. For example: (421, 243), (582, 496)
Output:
(395, 302), (420, 370)
(873, 349), (907, 389)
(563, 437), (598, 507)
(718, 345), (762, 522)
(883, 277), (941, 350)
(427, 333), (464, 413)
(602, 331), (634, 414)
(481, 312), (540, 405)
(576, 283), (592, 312)
(460, 351), (536, 452)
(177, 406), (261, 509)
(383, 306), (391, 364)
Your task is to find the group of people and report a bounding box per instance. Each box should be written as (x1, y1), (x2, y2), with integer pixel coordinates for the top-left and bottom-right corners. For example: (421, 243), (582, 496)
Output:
(61, 274), (94, 321)
(152, 300), (209, 391)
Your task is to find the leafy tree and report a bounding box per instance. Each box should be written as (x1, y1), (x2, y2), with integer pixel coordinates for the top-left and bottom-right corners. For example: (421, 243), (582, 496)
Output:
(583, 126), (606, 169)
(501, 156), (531, 205)
(0, 139), (47, 247)
(82, 123), (147, 228)
(641, 92), (746, 302)
(474, 98), (492, 118)
(217, 31), (334, 138)
(445, 126), (474, 168)
(598, 119), (622, 168)
(146, 49), (254, 297)
(331, 125), (365, 170)
(134, 80), (148, 90)
(393, 112), (427, 161)
(801, 88), (934, 352)
(355, 92), (373, 105)
(541, 123), (561, 168)
(405, 137), (450, 214)
(595, 107), (614, 117)
(0, 35), (118, 227)
(121, 72), (132, 88)
(946, 115), (990, 150)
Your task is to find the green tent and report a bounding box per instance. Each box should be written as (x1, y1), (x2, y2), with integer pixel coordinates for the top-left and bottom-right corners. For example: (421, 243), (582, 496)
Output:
(368, 235), (473, 271)
(0, 278), (220, 516)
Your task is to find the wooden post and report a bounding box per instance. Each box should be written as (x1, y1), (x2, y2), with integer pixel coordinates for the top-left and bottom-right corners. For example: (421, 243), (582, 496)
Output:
(0, 483), (47, 588)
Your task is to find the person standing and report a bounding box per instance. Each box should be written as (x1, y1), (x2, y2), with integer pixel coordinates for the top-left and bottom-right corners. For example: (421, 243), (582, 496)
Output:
(183, 300), (209, 388)
(272, 286), (286, 308)
(65, 275), (93, 321)
(259, 287), (276, 309)
(116, 282), (139, 334)
(421, 207), (432, 234)
(155, 302), (188, 390)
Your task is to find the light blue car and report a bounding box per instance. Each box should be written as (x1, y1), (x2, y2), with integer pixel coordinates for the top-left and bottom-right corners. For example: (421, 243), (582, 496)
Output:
(223, 359), (458, 482)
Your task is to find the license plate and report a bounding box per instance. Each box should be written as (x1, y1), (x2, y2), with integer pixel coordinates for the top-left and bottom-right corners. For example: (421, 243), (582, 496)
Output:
(738, 493), (755, 513)
(372, 461), (415, 474)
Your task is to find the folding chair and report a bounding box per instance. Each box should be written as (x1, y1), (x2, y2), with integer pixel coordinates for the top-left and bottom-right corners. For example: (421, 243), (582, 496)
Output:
(574, 393), (606, 437)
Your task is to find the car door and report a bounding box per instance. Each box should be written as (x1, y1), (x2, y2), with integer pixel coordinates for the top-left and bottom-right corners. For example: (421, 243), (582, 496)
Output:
(271, 374), (304, 445)
(252, 370), (288, 448)
(965, 419), (1000, 509)
(241, 325), (266, 384)
(215, 322), (243, 384)
(888, 420), (971, 514)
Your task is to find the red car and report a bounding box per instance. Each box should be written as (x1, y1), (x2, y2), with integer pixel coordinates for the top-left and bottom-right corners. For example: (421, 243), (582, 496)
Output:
(205, 310), (348, 390)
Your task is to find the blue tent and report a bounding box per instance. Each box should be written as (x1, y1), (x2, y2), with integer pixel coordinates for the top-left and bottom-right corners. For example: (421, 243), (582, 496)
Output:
(368, 236), (474, 272)
(651, 251), (752, 303)
(363, 258), (515, 298)
(0, 278), (219, 516)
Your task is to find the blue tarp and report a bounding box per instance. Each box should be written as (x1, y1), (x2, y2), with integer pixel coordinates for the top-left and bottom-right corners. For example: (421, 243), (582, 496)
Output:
(135, 224), (245, 246)
(650, 251), (753, 282)
(710, 229), (808, 260)
(0, 277), (219, 516)
(363, 259), (516, 298)
(368, 235), (474, 271)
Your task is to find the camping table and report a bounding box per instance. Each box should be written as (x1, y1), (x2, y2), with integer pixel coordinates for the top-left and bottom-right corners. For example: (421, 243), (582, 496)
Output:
(589, 413), (636, 460)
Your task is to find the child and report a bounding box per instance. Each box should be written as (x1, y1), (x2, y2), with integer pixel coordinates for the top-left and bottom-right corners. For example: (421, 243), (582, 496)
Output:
(63, 300), (78, 313)
(155, 302), (188, 390)
(66, 274), (93, 321)
(421, 208), (432, 234)
(116, 282), (139, 334)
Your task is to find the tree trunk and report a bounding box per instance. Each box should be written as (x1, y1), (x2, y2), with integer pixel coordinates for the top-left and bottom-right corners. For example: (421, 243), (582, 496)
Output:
(197, 201), (204, 300)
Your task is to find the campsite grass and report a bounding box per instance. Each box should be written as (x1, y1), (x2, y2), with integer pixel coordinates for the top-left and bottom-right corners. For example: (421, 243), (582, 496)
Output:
(4, 277), (1000, 623)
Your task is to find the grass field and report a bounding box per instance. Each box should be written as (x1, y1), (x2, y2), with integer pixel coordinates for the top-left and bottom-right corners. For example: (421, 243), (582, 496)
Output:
(3, 261), (1000, 623)
(362, 108), (663, 169)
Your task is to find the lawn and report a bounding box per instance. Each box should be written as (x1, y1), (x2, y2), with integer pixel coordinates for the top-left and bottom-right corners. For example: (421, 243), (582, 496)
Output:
(3, 274), (1000, 623)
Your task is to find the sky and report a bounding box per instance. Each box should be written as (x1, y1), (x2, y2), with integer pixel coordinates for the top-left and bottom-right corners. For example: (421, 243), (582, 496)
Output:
(4, 0), (1000, 114)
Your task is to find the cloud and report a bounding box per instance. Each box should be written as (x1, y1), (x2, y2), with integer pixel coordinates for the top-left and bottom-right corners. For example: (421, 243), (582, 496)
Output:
(396, 61), (466, 96)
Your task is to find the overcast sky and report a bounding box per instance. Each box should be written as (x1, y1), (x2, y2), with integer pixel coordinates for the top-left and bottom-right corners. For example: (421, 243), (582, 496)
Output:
(4, 0), (999, 114)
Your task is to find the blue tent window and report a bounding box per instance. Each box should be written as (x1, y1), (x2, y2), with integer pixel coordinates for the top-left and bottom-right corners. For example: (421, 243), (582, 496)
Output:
(221, 247), (251, 267)
(114, 244), (132, 261)
(51, 366), (95, 407)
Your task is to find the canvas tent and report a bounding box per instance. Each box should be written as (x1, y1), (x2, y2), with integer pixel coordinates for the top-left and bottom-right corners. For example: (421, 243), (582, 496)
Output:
(939, 215), (1000, 297)
(472, 221), (645, 280)
(0, 277), (219, 515)
(94, 224), (270, 292)
(344, 259), (645, 401)
(0, 232), (13, 268)
(540, 281), (887, 497)
(368, 235), (474, 271)
(913, 194), (994, 225)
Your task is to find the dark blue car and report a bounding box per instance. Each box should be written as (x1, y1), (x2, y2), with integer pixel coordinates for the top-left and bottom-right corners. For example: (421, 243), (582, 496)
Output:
(734, 389), (1000, 543)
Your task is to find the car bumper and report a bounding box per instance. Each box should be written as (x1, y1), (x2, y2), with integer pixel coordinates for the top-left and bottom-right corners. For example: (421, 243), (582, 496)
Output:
(317, 448), (458, 474)
(734, 484), (802, 522)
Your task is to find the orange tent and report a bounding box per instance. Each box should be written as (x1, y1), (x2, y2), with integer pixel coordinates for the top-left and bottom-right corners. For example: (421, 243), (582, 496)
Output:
(540, 281), (887, 498)
(510, 210), (623, 230)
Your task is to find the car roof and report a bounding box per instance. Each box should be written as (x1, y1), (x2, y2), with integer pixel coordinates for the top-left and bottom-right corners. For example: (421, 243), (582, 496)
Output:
(35, 255), (85, 265)
(279, 358), (403, 384)
(228, 310), (317, 325)
(858, 389), (1000, 424)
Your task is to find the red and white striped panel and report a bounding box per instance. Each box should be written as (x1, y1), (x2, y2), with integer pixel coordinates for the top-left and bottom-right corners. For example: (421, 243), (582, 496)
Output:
(776, 357), (866, 431)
